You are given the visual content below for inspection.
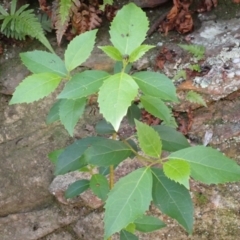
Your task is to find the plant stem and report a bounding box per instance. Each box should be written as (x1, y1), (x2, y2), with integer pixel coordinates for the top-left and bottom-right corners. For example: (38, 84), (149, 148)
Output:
(108, 134), (117, 240)
(109, 133), (117, 190)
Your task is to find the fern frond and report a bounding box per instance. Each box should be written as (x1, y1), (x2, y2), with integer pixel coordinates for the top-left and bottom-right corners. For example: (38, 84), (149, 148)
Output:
(54, 0), (80, 45)
(100, 0), (113, 11)
(0, 1), (54, 53)
(186, 90), (207, 107)
(179, 44), (205, 60)
(10, 0), (17, 15)
(59, 0), (73, 24)
(0, 5), (9, 16)
(38, 13), (53, 33)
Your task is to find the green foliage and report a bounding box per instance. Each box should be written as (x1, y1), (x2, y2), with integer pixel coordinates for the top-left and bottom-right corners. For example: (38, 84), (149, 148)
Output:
(98, 72), (138, 131)
(153, 125), (190, 152)
(0, 0), (53, 52)
(59, 98), (86, 136)
(64, 29), (97, 72)
(104, 167), (152, 238)
(65, 179), (90, 198)
(152, 168), (193, 233)
(163, 159), (190, 189)
(173, 69), (186, 81)
(120, 230), (138, 240)
(9, 73), (62, 104)
(135, 120), (162, 158)
(179, 44), (205, 60)
(189, 64), (201, 72)
(38, 13), (52, 33)
(133, 71), (178, 102)
(100, 0), (114, 11)
(140, 95), (174, 126)
(109, 3), (149, 55)
(186, 90), (207, 107)
(169, 146), (240, 184)
(134, 215), (166, 232)
(90, 174), (109, 201)
(10, 3), (240, 239)
(20, 51), (67, 77)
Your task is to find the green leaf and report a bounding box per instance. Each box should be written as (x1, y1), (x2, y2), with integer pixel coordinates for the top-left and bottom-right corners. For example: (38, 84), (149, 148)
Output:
(98, 166), (110, 176)
(65, 29), (97, 72)
(162, 115), (178, 128)
(99, 46), (123, 61)
(178, 44), (205, 60)
(65, 179), (90, 199)
(186, 90), (207, 107)
(59, 0), (72, 24)
(84, 139), (132, 166)
(151, 168), (193, 233)
(127, 139), (138, 158)
(169, 146), (240, 184)
(20, 51), (67, 77)
(129, 45), (155, 62)
(46, 99), (62, 124)
(125, 223), (136, 233)
(90, 174), (110, 201)
(9, 73), (61, 104)
(153, 125), (190, 152)
(134, 215), (166, 232)
(59, 98), (86, 136)
(133, 71), (178, 102)
(55, 137), (101, 175)
(98, 73), (138, 131)
(135, 120), (162, 158)
(109, 3), (149, 55)
(95, 119), (115, 135)
(141, 95), (173, 125)
(163, 159), (190, 189)
(104, 167), (152, 238)
(173, 69), (186, 81)
(48, 149), (64, 165)
(126, 103), (141, 126)
(189, 64), (201, 72)
(58, 70), (109, 99)
(10, 0), (17, 15)
(120, 230), (138, 240)
(114, 61), (132, 74)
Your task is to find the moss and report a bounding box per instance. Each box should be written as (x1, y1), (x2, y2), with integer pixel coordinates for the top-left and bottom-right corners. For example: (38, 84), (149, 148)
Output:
(194, 192), (208, 206)
(213, 0), (240, 20)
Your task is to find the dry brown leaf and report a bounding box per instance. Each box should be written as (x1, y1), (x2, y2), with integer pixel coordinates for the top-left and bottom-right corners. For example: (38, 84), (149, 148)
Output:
(232, 0), (240, 3)
(159, 0), (193, 34)
(197, 0), (218, 12)
(104, 4), (118, 21)
(39, 0), (103, 45)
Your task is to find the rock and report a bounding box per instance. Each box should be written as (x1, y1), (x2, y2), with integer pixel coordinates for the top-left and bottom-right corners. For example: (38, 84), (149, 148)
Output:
(49, 171), (103, 209)
(43, 231), (74, 240)
(0, 96), (70, 216)
(133, 57), (150, 70)
(0, 205), (80, 240)
(181, 19), (240, 101)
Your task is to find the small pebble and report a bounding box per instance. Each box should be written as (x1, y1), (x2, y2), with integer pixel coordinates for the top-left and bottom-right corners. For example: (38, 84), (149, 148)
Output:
(235, 70), (240, 76)
(227, 72), (235, 78)
(232, 58), (240, 64)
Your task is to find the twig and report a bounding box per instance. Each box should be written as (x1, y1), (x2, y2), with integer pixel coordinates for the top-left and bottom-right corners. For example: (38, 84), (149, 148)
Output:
(147, 11), (169, 37)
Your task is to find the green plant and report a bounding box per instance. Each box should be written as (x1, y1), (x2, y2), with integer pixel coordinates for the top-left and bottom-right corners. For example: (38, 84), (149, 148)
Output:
(10, 3), (240, 239)
(179, 44), (205, 60)
(0, 0), (53, 52)
(186, 90), (207, 107)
